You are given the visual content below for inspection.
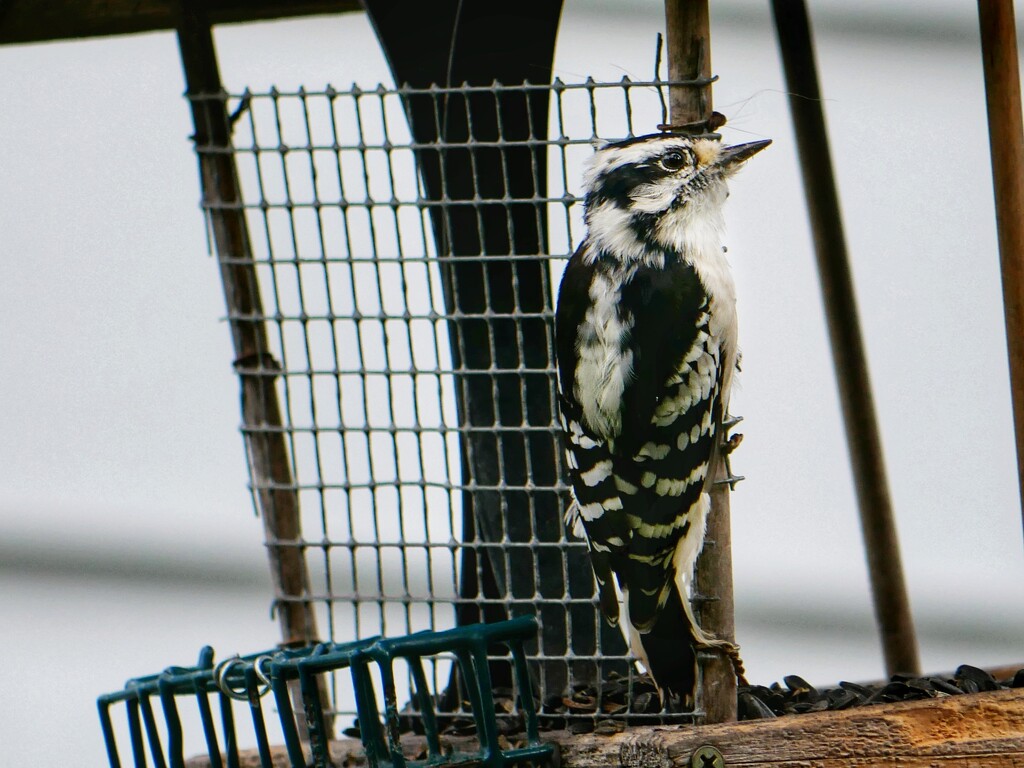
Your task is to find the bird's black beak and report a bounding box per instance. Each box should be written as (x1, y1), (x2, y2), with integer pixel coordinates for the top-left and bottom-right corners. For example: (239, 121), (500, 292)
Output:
(715, 139), (772, 169)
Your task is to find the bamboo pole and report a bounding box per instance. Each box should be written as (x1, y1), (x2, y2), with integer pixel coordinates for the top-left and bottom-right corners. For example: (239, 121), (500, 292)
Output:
(977, 0), (1024, 539)
(663, 0), (737, 724)
(770, 0), (920, 676)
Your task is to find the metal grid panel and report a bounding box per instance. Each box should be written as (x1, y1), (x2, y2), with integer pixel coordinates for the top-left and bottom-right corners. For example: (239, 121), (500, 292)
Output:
(191, 79), (701, 725)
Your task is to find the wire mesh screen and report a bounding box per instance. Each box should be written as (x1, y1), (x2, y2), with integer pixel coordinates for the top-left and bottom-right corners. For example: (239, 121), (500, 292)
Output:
(188, 78), (704, 728)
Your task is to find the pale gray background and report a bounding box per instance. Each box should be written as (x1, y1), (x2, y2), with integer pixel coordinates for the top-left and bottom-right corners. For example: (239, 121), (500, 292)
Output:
(2, 1), (1023, 763)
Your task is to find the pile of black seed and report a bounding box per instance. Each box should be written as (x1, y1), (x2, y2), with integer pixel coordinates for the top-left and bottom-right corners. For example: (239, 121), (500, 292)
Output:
(539, 673), (671, 734)
(341, 674), (665, 739)
(737, 664), (1024, 720)
(342, 665), (1024, 740)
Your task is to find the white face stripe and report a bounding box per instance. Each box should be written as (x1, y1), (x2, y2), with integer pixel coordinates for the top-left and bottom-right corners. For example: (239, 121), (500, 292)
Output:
(581, 136), (733, 269)
(584, 201), (650, 264)
(581, 136), (723, 193)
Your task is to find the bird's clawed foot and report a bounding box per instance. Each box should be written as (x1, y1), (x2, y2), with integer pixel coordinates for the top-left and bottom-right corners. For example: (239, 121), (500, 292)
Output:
(721, 414), (744, 430)
(696, 638), (749, 688)
(722, 432), (743, 456)
(714, 414), (745, 490)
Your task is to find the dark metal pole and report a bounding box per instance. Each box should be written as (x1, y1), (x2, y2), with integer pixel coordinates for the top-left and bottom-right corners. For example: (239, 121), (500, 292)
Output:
(771, 0), (920, 676)
(175, 1), (319, 649)
(664, 0), (738, 724)
(977, 0), (1024, 539)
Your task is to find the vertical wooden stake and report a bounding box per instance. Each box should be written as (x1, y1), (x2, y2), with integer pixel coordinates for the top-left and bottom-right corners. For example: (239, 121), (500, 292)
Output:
(771, 0), (920, 677)
(176, 1), (328, 740)
(176, 0), (318, 651)
(978, 0), (1024, 538)
(664, 0), (737, 724)
(664, 1), (712, 128)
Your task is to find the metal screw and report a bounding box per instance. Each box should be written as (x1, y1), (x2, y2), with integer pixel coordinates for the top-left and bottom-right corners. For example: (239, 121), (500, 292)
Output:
(690, 745), (724, 768)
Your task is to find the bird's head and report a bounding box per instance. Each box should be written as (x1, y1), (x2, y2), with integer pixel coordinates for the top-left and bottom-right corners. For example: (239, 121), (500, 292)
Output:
(581, 133), (770, 260)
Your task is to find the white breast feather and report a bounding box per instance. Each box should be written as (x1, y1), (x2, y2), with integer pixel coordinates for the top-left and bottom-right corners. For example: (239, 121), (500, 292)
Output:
(653, 186), (739, 405)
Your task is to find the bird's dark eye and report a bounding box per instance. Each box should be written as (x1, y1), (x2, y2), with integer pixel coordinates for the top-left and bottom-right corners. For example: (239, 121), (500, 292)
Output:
(660, 149), (689, 171)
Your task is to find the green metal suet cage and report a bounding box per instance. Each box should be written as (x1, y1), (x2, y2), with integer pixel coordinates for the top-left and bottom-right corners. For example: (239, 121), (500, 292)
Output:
(98, 617), (550, 768)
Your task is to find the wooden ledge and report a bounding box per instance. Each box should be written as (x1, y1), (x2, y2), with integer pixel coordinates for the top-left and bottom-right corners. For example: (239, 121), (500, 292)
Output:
(562, 687), (1024, 767)
(186, 688), (1024, 767)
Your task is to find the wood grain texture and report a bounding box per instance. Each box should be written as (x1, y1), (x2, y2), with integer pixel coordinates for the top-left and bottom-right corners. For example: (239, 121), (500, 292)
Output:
(186, 689), (1024, 767)
(560, 688), (1024, 767)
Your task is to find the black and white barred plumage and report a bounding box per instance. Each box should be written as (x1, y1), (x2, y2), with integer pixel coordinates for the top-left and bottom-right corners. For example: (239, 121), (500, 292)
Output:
(555, 133), (770, 708)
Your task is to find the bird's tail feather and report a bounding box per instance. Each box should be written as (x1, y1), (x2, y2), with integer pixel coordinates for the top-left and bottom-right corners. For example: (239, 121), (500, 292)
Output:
(637, 580), (698, 711)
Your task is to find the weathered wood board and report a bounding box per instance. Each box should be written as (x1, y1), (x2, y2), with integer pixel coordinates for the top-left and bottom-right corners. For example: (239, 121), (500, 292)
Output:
(563, 688), (1024, 768)
(186, 688), (1024, 768)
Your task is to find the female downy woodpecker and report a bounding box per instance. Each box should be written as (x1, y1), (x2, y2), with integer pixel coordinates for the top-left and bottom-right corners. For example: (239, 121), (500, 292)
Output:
(555, 132), (770, 709)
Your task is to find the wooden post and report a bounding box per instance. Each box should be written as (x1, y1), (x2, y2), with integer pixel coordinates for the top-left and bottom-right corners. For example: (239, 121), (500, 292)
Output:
(771, 0), (920, 677)
(176, 2), (329, 743)
(977, 0), (1024, 538)
(175, 1), (318, 649)
(664, 0), (737, 724)
(664, 1), (712, 130)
